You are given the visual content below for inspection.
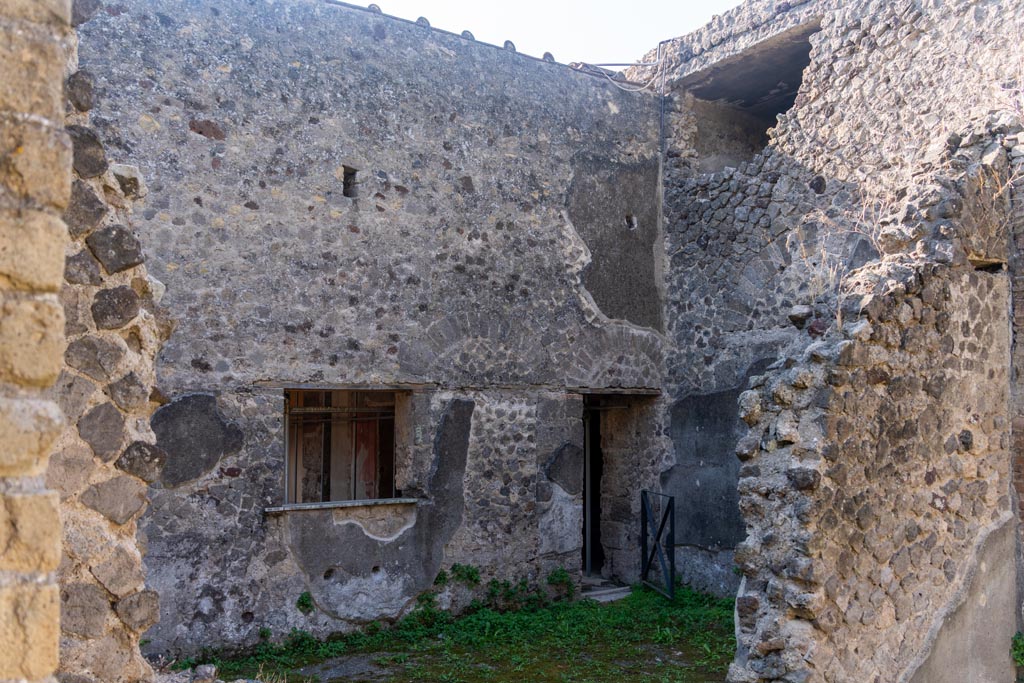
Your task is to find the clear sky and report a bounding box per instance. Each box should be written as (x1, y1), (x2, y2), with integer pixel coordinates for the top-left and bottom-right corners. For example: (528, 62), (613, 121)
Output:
(358, 0), (746, 65)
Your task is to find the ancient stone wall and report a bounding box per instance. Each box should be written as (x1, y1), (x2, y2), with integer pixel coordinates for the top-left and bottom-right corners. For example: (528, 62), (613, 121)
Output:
(76, 0), (668, 656)
(646, 4), (829, 596)
(63, 0), (1024, 675)
(48, 18), (167, 677)
(638, 0), (1024, 680)
(0, 0), (71, 681)
(733, 260), (1014, 682)
(629, 0), (1024, 611)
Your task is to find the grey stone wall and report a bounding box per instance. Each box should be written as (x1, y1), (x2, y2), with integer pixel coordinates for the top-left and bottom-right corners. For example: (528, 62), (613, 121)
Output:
(639, 0), (1024, 610)
(79, 0), (663, 395)
(76, 0), (667, 656)
(641, 0), (1024, 679)
(66, 0), (1024, 677)
(733, 262), (1014, 682)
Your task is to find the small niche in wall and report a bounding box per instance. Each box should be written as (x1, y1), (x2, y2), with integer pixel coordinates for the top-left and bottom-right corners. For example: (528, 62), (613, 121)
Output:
(678, 22), (819, 173)
(973, 260), (1006, 273)
(343, 166), (358, 198)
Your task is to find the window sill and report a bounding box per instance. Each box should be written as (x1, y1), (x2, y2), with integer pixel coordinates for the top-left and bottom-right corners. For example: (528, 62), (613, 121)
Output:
(265, 498), (418, 514)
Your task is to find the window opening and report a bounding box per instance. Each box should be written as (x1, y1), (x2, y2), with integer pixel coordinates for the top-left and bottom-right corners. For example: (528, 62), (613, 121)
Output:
(285, 389), (398, 503)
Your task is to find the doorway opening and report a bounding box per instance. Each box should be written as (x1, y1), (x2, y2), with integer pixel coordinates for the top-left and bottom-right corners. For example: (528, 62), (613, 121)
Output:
(583, 401), (605, 577)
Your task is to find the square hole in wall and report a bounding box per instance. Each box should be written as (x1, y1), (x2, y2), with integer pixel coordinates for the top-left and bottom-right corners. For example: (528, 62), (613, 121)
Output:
(342, 166), (358, 198)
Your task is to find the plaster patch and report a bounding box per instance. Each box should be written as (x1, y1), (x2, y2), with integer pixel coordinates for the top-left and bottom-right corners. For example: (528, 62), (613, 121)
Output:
(331, 504), (417, 541)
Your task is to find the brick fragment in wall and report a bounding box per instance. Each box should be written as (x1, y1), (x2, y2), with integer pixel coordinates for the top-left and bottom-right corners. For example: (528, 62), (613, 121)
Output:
(63, 180), (108, 237)
(91, 285), (140, 329)
(110, 164), (147, 198)
(0, 583), (59, 680)
(85, 224), (144, 274)
(62, 285), (93, 335)
(0, 296), (64, 386)
(114, 590), (159, 632)
(60, 582), (110, 639)
(66, 125), (108, 178)
(65, 249), (104, 285)
(107, 372), (150, 411)
(48, 370), (97, 423)
(77, 402), (125, 461)
(47, 443), (96, 499)
(0, 491), (61, 572)
(114, 441), (166, 483)
(0, 209), (66, 292)
(65, 335), (125, 382)
(90, 546), (144, 598)
(66, 69), (95, 112)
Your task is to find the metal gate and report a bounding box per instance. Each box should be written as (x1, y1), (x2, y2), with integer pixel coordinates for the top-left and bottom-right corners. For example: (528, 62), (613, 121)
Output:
(640, 490), (675, 599)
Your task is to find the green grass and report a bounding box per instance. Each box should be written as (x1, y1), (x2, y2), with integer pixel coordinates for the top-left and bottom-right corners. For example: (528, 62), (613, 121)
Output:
(178, 585), (734, 683)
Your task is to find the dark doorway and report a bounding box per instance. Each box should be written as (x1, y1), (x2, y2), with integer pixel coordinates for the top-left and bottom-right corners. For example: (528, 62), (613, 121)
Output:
(583, 404), (605, 576)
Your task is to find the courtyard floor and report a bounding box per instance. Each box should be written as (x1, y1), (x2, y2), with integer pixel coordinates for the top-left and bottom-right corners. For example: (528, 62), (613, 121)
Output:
(180, 585), (734, 683)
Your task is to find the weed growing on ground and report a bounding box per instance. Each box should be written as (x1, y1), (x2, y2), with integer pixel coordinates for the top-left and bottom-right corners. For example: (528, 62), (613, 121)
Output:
(450, 563), (481, 586)
(546, 566), (576, 599)
(1012, 631), (1024, 668)
(183, 584), (735, 682)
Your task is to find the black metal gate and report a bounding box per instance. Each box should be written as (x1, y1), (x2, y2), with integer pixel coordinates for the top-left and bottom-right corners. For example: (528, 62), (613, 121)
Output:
(640, 490), (675, 599)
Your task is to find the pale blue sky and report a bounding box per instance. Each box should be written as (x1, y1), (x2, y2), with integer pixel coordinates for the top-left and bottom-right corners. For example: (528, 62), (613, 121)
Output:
(360, 1), (746, 65)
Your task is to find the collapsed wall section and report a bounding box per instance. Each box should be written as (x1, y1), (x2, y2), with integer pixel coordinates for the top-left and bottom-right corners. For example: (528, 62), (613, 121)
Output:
(652, 5), (834, 596)
(733, 263), (1013, 682)
(647, 0), (1023, 678)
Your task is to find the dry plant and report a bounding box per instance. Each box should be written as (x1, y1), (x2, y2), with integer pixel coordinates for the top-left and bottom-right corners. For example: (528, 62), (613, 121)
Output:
(962, 162), (1021, 266)
(786, 18), (1024, 334)
(252, 664), (302, 683)
(796, 230), (848, 327)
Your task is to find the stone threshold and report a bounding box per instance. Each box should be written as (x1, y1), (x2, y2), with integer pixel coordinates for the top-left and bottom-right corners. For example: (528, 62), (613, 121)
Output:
(265, 498), (418, 514)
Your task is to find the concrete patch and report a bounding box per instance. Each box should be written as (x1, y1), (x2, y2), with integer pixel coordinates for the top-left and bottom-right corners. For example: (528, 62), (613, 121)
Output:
(152, 394), (243, 487)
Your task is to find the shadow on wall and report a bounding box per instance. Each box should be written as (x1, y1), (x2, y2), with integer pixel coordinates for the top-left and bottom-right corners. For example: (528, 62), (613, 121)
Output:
(660, 359), (774, 595)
